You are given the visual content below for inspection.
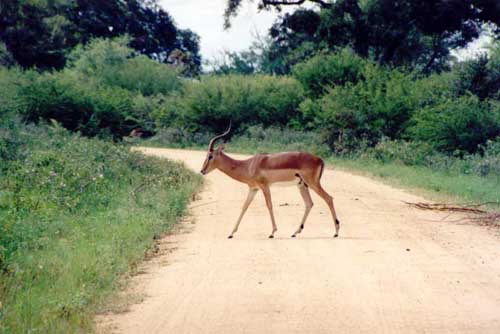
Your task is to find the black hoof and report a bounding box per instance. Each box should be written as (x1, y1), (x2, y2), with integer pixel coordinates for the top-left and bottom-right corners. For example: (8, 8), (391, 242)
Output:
(268, 235), (274, 239)
(334, 234), (339, 238)
(291, 234), (296, 238)
(228, 235), (233, 239)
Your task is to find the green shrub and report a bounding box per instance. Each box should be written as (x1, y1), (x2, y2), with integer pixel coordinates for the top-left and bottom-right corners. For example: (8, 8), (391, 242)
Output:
(407, 95), (500, 153)
(155, 74), (305, 133)
(292, 48), (367, 98)
(17, 71), (152, 139)
(303, 65), (416, 152)
(453, 53), (500, 101)
(68, 37), (182, 97)
(101, 55), (181, 96)
(0, 66), (26, 119)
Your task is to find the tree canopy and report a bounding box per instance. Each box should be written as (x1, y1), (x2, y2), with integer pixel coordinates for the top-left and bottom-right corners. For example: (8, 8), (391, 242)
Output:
(226, 0), (500, 74)
(0, 0), (201, 73)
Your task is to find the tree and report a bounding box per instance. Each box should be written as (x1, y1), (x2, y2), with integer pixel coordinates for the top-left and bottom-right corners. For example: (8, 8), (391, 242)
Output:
(0, 0), (201, 73)
(224, 0), (332, 28)
(227, 0), (500, 73)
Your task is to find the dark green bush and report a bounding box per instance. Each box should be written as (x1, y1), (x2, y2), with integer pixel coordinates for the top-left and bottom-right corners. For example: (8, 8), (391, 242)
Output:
(407, 95), (500, 153)
(10, 37), (180, 140)
(302, 65), (416, 152)
(0, 66), (26, 119)
(17, 71), (151, 139)
(68, 37), (182, 97)
(453, 53), (500, 101)
(292, 49), (367, 98)
(155, 75), (304, 133)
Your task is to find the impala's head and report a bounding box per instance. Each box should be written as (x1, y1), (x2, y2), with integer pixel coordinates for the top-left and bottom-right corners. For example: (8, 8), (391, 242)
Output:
(200, 123), (231, 175)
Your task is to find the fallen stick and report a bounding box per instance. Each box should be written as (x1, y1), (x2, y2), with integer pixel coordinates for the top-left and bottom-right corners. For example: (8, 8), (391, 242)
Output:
(403, 201), (499, 224)
(403, 202), (487, 214)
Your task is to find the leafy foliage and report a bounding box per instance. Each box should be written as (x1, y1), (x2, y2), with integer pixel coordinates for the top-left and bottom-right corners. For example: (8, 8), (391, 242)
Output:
(68, 37), (182, 96)
(230, 0), (500, 74)
(408, 95), (500, 153)
(454, 53), (500, 100)
(292, 49), (366, 98)
(0, 0), (201, 73)
(4, 38), (183, 139)
(155, 75), (304, 134)
(301, 63), (416, 152)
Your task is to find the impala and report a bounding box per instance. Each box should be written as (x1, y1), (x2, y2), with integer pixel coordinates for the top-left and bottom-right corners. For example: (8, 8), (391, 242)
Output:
(200, 125), (340, 239)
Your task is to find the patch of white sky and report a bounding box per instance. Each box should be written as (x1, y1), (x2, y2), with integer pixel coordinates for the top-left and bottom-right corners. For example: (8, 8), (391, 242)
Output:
(160, 0), (493, 66)
(159, 0), (300, 64)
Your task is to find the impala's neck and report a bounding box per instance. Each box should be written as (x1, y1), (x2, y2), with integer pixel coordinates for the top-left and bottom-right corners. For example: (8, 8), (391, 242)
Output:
(216, 152), (249, 184)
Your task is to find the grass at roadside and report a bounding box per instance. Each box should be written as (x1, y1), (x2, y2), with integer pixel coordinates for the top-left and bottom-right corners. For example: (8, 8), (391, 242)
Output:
(0, 123), (202, 333)
(327, 157), (499, 209)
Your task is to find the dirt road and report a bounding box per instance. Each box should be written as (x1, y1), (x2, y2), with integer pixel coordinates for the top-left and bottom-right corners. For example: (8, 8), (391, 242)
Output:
(98, 148), (500, 334)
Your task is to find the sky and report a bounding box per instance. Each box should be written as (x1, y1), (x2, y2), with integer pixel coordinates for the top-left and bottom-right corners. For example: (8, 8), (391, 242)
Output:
(159, 0), (296, 62)
(160, 0), (491, 64)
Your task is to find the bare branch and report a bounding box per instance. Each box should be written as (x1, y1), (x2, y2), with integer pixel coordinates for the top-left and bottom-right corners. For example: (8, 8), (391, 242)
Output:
(404, 201), (500, 226)
(262, 0), (332, 7)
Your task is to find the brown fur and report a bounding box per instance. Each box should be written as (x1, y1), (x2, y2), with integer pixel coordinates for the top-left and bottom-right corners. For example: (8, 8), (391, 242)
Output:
(200, 144), (340, 238)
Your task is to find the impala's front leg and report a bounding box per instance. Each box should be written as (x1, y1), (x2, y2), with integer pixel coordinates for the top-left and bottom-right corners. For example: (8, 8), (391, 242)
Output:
(260, 185), (277, 238)
(229, 188), (258, 239)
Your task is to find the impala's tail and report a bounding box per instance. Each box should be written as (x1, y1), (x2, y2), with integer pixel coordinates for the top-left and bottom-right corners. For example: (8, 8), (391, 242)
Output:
(318, 159), (325, 180)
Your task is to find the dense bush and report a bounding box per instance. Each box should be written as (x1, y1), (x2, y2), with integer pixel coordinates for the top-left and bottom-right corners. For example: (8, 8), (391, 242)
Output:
(302, 65), (416, 152)
(4, 38), (183, 140)
(155, 74), (304, 133)
(68, 38), (182, 96)
(0, 66), (26, 119)
(292, 49), (367, 98)
(17, 71), (143, 139)
(453, 53), (500, 101)
(407, 95), (500, 153)
(0, 122), (201, 332)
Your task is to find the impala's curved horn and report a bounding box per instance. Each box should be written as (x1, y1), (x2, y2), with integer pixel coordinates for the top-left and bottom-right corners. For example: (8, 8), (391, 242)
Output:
(208, 121), (232, 151)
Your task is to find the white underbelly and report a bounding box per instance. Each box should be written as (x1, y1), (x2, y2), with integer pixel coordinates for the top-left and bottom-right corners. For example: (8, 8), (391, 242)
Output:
(271, 179), (301, 187)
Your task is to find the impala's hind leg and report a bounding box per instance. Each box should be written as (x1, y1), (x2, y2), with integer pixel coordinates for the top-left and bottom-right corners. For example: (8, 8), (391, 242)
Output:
(307, 179), (340, 238)
(229, 188), (258, 239)
(291, 182), (313, 238)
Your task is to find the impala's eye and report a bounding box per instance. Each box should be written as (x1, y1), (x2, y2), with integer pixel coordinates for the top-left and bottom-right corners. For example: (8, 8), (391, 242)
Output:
(208, 155), (213, 160)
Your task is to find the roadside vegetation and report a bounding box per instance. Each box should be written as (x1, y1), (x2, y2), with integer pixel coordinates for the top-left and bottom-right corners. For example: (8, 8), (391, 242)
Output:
(0, 121), (201, 333)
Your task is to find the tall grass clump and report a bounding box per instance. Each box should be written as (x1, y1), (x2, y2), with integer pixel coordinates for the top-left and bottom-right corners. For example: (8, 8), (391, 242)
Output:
(0, 122), (201, 333)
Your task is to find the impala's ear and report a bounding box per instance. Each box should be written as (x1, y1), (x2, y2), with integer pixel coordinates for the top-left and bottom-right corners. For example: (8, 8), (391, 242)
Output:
(216, 142), (226, 153)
